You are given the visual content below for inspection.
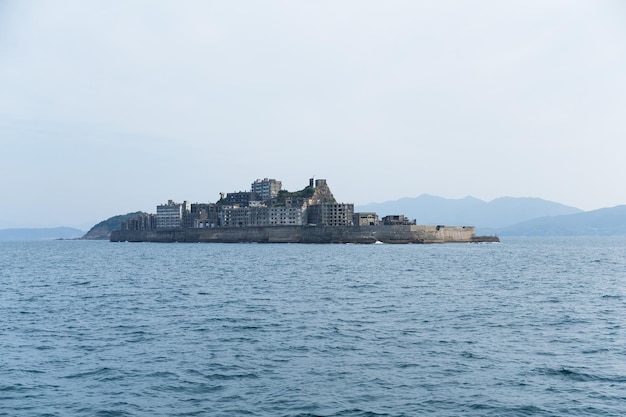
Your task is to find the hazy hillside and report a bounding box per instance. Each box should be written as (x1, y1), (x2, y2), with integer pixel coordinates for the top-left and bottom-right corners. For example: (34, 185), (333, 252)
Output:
(0, 227), (84, 241)
(356, 194), (582, 230)
(82, 212), (145, 240)
(495, 205), (626, 237)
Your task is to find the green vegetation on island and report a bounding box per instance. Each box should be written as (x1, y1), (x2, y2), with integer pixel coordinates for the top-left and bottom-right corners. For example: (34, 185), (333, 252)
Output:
(82, 212), (146, 240)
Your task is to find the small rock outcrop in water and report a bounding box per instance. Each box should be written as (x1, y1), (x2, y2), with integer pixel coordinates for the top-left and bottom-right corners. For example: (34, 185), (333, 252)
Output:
(82, 212), (146, 240)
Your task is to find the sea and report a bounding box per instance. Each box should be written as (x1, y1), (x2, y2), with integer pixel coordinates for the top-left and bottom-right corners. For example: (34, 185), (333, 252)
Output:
(1, 237), (625, 417)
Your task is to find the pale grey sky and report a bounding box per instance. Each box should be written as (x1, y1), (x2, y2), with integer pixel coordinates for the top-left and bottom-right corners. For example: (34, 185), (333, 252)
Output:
(1, 1), (625, 229)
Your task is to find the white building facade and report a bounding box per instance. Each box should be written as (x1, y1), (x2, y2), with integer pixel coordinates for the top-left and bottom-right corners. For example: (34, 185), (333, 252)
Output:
(156, 200), (190, 228)
(251, 178), (282, 201)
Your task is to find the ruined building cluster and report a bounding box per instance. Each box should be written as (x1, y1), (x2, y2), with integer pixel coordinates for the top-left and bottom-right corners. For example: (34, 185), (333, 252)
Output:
(121, 178), (416, 231)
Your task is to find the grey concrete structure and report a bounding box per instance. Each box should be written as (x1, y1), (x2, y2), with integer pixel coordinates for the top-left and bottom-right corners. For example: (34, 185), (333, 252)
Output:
(354, 212), (379, 226)
(156, 200), (190, 228)
(191, 203), (220, 228)
(222, 192), (262, 207)
(220, 205), (306, 227)
(308, 204), (354, 226)
(269, 206), (307, 226)
(382, 215), (415, 226)
(122, 213), (157, 231)
(111, 224), (479, 244)
(251, 178), (282, 201)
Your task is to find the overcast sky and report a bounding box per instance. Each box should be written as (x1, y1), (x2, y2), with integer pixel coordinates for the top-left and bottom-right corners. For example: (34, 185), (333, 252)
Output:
(1, 1), (625, 229)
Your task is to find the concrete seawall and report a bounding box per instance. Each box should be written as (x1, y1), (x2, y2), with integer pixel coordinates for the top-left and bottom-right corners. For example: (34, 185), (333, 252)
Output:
(110, 225), (477, 244)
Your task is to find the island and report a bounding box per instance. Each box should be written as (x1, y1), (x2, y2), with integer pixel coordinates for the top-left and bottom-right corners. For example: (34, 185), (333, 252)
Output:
(110, 178), (498, 244)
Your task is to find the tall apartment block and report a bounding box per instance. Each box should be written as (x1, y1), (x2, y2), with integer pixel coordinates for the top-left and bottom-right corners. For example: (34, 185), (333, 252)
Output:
(156, 200), (191, 228)
(251, 178), (282, 201)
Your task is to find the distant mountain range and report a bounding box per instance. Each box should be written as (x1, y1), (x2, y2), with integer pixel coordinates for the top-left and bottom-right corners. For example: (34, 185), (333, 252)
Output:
(356, 195), (626, 236)
(494, 205), (626, 236)
(0, 227), (84, 241)
(356, 195), (582, 229)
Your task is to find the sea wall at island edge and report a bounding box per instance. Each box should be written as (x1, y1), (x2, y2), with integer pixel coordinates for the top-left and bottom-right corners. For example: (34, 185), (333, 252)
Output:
(110, 225), (477, 244)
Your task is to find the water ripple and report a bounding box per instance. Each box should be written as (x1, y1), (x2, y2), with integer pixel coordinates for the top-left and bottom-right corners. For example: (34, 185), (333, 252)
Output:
(1, 238), (625, 416)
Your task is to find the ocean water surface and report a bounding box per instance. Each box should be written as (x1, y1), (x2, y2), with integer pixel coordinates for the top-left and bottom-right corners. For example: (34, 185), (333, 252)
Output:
(1, 237), (625, 416)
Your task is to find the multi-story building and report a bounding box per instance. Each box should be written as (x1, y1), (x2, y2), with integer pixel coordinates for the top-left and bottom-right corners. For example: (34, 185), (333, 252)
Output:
(353, 212), (379, 226)
(191, 203), (220, 228)
(307, 203), (354, 226)
(249, 206), (271, 226)
(223, 191), (262, 207)
(153, 178), (358, 229)
(251, 178), (282, 201)
(156, 200), (190, 228)
(221, 206), (251, 228)
(122, 213), (157, 230)
(220, 205), (307, 227)
(269, 206), (307, 226)
(382, 215), (414, 226)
